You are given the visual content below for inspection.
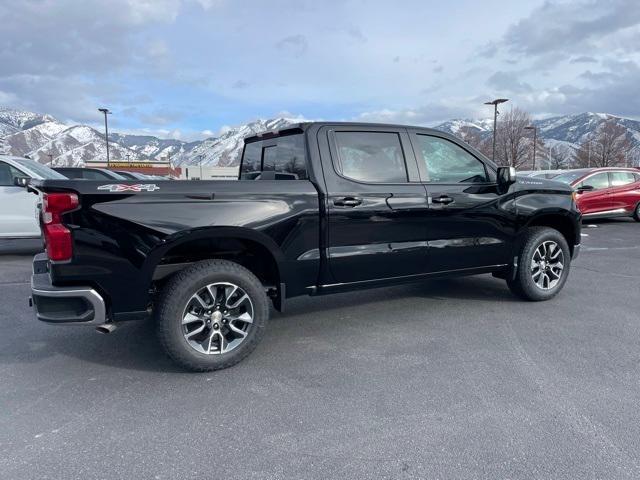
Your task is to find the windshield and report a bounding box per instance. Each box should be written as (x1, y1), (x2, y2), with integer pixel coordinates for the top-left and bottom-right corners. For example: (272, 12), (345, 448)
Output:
(13, 158), (67, 179)
(553, 170), (589, 184)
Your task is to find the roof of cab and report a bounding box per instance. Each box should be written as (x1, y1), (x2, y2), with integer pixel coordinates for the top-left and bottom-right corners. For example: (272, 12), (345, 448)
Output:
(243, 121), (448, 143)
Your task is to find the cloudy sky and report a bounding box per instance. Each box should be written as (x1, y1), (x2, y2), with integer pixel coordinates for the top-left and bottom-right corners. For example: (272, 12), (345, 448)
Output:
(1, 0), (639, 140)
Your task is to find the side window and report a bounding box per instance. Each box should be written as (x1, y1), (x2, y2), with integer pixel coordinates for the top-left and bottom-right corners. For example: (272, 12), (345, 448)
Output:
(582, 172), (610, 190)
(415, 135), (488, 183)
(333, 131), (407, 183)
(609, 171), (636, 187)
(240, 134), (308, 180)
(0, 162), (24, 186)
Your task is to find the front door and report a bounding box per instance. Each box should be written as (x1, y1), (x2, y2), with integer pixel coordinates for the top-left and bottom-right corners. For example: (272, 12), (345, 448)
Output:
(0, 161), (39, 238)
(407, 130), (515, 273)
(320, 127), (430, 284)
(575, 172), (612, 215)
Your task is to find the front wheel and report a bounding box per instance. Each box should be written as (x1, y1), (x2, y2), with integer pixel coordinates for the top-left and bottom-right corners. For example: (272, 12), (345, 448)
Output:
(507, 227), (571, 301)
(633, 203), (640, 222)
(156, 260), (269, 372)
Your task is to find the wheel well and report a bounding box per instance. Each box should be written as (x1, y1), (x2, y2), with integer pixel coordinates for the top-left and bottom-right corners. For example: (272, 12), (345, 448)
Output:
(528, 215), (576, 255)
(153, 236), (281, 293)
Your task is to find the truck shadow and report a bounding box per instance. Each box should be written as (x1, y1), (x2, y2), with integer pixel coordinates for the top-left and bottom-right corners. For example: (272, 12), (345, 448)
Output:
(4, 275), (517, 373)
(275, 274), (518, 318)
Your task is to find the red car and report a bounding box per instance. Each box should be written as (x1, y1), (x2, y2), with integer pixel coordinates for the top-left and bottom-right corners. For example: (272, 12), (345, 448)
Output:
(554, 168), (640, 221)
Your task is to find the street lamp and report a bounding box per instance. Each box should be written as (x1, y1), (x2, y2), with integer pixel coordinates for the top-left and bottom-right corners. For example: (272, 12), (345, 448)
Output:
(484, 98), (509, 161)
(524, 125), (537, 171)
(198, 154), (204, 180)
(98, 108), (112, 167)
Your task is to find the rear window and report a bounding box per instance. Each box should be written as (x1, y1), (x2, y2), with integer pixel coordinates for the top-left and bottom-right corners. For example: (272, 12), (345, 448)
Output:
(240, 134), (308, 180)
(333, 131), (407, 183)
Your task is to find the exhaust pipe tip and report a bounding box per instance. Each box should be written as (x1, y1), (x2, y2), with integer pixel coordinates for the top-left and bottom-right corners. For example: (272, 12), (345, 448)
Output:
(95, 323), (117, 334)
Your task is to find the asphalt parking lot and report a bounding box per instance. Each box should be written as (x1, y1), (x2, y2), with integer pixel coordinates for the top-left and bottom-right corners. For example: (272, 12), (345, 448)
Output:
(1, 221), (639, 480)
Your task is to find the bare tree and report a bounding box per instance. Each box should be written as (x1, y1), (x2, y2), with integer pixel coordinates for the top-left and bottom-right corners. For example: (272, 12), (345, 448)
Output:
(458, 126), (483, 148)
(572, 120), (631, 168)
(495, 107), (534, 169)
(457, 126), (492, 158)
(544, 144), (572, 170)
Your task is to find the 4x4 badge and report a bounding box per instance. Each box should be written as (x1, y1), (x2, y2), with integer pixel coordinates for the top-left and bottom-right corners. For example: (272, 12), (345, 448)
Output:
(97, 184), (160, 192)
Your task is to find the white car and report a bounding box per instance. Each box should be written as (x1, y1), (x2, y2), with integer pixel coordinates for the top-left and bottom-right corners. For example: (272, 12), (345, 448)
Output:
(0, 156), (67, 238)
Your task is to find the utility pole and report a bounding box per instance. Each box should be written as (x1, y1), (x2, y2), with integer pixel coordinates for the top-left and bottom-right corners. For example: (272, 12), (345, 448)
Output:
(98, 108), (111, 167)
(484, 99), (509, 161)
(524, 125), (537, 170)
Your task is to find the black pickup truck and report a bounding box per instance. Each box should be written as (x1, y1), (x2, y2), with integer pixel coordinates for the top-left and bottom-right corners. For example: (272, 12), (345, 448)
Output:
(29, 122), (581, 371)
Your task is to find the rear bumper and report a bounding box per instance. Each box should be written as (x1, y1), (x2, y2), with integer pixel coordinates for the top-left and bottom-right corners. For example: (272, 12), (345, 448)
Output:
(30, 254), (106, 325)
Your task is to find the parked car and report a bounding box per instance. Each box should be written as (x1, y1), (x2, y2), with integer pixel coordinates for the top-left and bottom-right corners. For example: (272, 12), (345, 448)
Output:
(554, 167), (640, 221)
(0, 156), (67, 238)
(113, 170), (154, 180)
(53, 167), (127, 180)
(27, 122), (581, 371)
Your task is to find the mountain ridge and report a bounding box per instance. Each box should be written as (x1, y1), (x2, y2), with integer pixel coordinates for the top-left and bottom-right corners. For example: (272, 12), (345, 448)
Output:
(1, 107), (639, 167)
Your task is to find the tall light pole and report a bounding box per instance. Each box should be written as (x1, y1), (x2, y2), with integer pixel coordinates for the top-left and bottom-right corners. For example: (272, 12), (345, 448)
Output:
(198, 154), (204, 180)
(524, 125), (537, 170)
(484, 98), (509, 161)
(98, 108), (111, 167)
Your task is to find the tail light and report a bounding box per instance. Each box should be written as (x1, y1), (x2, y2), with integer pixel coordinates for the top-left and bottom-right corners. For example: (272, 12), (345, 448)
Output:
(42, 192), (79, 262)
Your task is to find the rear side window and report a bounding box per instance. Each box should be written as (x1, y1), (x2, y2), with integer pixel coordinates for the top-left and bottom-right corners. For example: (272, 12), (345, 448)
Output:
(240, 134), (307, 180)
(333, 131), (407, 183)
(609, 171), (636, 187)
(415, 135), (488, 183)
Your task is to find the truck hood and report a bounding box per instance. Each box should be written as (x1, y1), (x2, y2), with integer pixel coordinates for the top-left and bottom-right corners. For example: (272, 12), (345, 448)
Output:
(515, 175), (573, 192)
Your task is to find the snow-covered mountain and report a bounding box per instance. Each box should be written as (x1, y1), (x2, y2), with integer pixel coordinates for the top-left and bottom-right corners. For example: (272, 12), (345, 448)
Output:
(2, 106), (639, 168)
(433, 118), (494, 136)
(174, 118), (301, 167)
(0, 108), (58, 137)
(434, 112), (640, 150)
(110, 133), (199, 162)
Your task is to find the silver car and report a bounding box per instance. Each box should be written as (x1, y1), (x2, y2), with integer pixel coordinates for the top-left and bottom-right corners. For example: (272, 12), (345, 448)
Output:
(0, 156), (67, 238)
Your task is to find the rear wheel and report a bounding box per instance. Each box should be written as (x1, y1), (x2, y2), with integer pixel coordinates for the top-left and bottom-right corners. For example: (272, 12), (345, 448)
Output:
(156, 260), (269, 372)
(507, 227), (571, 301)
(633, 203), (640, 222)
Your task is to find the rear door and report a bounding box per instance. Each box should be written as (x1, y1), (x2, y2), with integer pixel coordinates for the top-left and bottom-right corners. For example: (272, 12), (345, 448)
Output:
(408, 130), (515, 272)
(0, 161), (40, 238)
(320, 126), (430, 283)
(574, 172), (612, 215)
(608, 171), (640, 213)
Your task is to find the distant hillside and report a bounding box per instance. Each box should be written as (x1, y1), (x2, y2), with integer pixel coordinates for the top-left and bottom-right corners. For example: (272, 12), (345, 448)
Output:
(2, 106), (639, 167)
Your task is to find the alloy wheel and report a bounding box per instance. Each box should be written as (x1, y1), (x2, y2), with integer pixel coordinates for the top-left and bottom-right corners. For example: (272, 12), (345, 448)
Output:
(181, 282), (254, 355)
(531, 241), (564, 290)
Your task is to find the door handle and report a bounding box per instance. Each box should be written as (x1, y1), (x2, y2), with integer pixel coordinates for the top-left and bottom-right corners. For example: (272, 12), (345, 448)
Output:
(333, 196), (362, 207)
(431, 195), (454, 205)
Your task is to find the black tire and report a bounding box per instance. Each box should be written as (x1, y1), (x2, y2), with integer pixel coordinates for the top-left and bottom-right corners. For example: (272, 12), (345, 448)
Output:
(633, 203), (640, 222)
(156, 259), (269, 372)
(506, 227), (571, 301)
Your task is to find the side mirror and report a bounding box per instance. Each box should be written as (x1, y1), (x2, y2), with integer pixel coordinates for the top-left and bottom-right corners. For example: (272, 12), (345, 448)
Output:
(576, 185), (594, 193)
(497, 166), (516, 187)
(13, 176), (30, 187)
